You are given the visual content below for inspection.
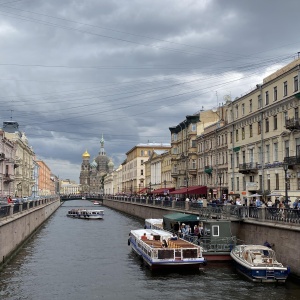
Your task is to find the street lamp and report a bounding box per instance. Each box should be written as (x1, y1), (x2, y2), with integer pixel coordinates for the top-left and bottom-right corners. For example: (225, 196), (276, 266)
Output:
(283, 162), (289, 206)
(218, 172), (222, 201)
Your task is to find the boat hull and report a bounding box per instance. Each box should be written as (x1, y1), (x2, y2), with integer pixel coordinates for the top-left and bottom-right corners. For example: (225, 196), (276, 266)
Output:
(232, 259), (289, 283)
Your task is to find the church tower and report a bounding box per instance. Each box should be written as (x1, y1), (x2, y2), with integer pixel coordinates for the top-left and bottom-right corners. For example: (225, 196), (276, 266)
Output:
(80, 150), (90, 194)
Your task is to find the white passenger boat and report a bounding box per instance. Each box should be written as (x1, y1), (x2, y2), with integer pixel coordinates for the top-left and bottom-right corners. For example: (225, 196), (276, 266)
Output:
(66, 209), (104, 220)
(128, 228), (206, 270)
(230, 245), (290, 283)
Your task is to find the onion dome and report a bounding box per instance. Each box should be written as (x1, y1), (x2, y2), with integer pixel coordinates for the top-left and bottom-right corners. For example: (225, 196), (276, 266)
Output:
(82, 150), (90, 159)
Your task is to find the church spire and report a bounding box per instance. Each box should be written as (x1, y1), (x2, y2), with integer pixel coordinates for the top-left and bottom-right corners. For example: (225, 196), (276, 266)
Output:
(99, 134), (106, 156)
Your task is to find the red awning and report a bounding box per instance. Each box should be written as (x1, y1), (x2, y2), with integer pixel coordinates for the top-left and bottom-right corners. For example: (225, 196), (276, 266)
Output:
(152, 187), (175, 194)
(138, 187), (148, 194)
(169, 186), (207, 195)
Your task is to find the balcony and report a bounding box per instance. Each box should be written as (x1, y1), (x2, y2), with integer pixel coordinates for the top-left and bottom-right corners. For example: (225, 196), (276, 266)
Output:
(286, 117), (300, 131)
(204, 165), (213, 175)
(3, 174), (14, 183)
(238, 162), (259, 174)
(284, 156), (300, 167)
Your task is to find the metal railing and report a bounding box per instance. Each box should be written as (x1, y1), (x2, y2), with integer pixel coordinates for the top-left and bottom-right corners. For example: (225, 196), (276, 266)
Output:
(104, 195), (300, 225)
(0, 197), (58, 219)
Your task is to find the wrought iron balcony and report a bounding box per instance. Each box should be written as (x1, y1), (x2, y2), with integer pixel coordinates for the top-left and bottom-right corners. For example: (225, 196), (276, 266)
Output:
(3, 174), (14, 182)
(286, 117), (300, 130)
(284, 156), (300, 166)
(238, 162), (259, 174)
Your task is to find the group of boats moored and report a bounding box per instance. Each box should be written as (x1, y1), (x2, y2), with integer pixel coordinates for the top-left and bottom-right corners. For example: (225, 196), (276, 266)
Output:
(128, 213), (290, 283)
(65, 202), (290, 283)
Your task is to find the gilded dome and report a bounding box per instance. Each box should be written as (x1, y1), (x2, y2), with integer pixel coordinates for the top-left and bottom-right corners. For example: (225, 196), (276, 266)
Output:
(82, 150), (90, 158)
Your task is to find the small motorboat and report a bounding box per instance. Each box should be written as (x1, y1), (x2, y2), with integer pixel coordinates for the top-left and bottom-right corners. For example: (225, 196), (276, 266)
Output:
(230, 244), (290, 283)
(67, 209), (104, 220)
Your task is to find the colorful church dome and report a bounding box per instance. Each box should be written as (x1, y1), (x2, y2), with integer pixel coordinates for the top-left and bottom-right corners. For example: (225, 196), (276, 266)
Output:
(82, 150), (90, 159)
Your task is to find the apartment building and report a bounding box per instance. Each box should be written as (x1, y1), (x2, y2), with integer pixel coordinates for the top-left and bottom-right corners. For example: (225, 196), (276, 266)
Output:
(226, 58), (300, 200)
(122, 142), (171, 194)
(0, 129), (16, 197)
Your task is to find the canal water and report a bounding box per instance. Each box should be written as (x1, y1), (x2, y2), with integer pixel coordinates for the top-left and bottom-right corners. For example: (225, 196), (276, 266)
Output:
(0, 200), (300, 300)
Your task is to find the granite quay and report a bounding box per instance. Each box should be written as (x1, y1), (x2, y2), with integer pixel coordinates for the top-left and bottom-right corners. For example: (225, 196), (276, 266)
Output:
(0, 197), (61, 270)
(102, 195), (300, 280)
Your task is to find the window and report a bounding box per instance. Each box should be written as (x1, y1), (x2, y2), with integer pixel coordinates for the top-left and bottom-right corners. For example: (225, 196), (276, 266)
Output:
(259, 175), (262, 190)
(242, 103), (245, 115)
(275, 174), (279, 190)
(242, 127), (245, 139)
(236, 129), (239, 142)
(283, 81), (288, 97)
(274, 142), (278, 161)
(258, 147), (262, 164)
(283, 111), (288, 126)
(265, 91), (269, 105)
(258, 95), (262, 108)
(265, 118), (269, 132)
(191, 140), (196, 147)
(294, 75), (298, 92)
(235, 105), (239, 119)
(249, 99), (252, 112)
(192, 159), (196, 169)
(273, 86), (277, 101)
(258, 121), (261, 134)
(249, 124), (253, 137)
(265, 145), (270, 163)
(274, 115), (277, 130)
(285, 140), (289, 157)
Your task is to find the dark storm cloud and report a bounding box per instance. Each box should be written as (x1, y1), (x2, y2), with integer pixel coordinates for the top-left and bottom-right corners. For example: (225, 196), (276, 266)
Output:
(0, 0), (299, 181)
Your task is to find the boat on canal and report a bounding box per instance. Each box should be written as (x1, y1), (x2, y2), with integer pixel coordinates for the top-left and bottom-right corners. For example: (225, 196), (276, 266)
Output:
(230, 244), (290, 283)
(162, 213), (236, 261)
(128, 228), (206, 270)
(66, 208), (104, 220)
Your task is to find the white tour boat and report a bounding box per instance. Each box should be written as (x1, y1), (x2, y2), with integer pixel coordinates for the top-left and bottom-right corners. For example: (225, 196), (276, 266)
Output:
(128, 228), (206, 270)
(67, 208), (104, 220)
(230, 244), (290, 283)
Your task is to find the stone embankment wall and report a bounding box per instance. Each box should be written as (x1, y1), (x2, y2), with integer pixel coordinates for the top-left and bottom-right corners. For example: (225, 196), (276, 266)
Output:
(0, 199), (61, 269)
(103, 199), (300, 278)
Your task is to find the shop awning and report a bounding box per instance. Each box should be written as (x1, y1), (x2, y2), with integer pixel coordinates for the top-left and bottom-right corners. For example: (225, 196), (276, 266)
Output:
(137, 187), (148, 194)
(169, 185), (207, 195)
(152, 187), (175, 194)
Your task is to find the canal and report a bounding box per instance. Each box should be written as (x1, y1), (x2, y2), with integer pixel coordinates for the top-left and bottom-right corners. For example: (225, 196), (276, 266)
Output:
(0, 200), (300, 300)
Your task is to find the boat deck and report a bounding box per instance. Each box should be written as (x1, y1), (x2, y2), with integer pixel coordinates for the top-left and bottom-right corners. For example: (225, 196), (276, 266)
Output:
(143, 239), (198, 249)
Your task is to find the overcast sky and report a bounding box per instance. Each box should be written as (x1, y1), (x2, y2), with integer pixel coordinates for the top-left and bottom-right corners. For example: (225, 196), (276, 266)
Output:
(0, 0), (299, 183)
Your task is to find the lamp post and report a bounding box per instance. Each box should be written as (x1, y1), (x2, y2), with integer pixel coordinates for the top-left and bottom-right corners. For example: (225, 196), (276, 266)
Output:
(283, 162), (289, 206)
(218, 172), (222, 201)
